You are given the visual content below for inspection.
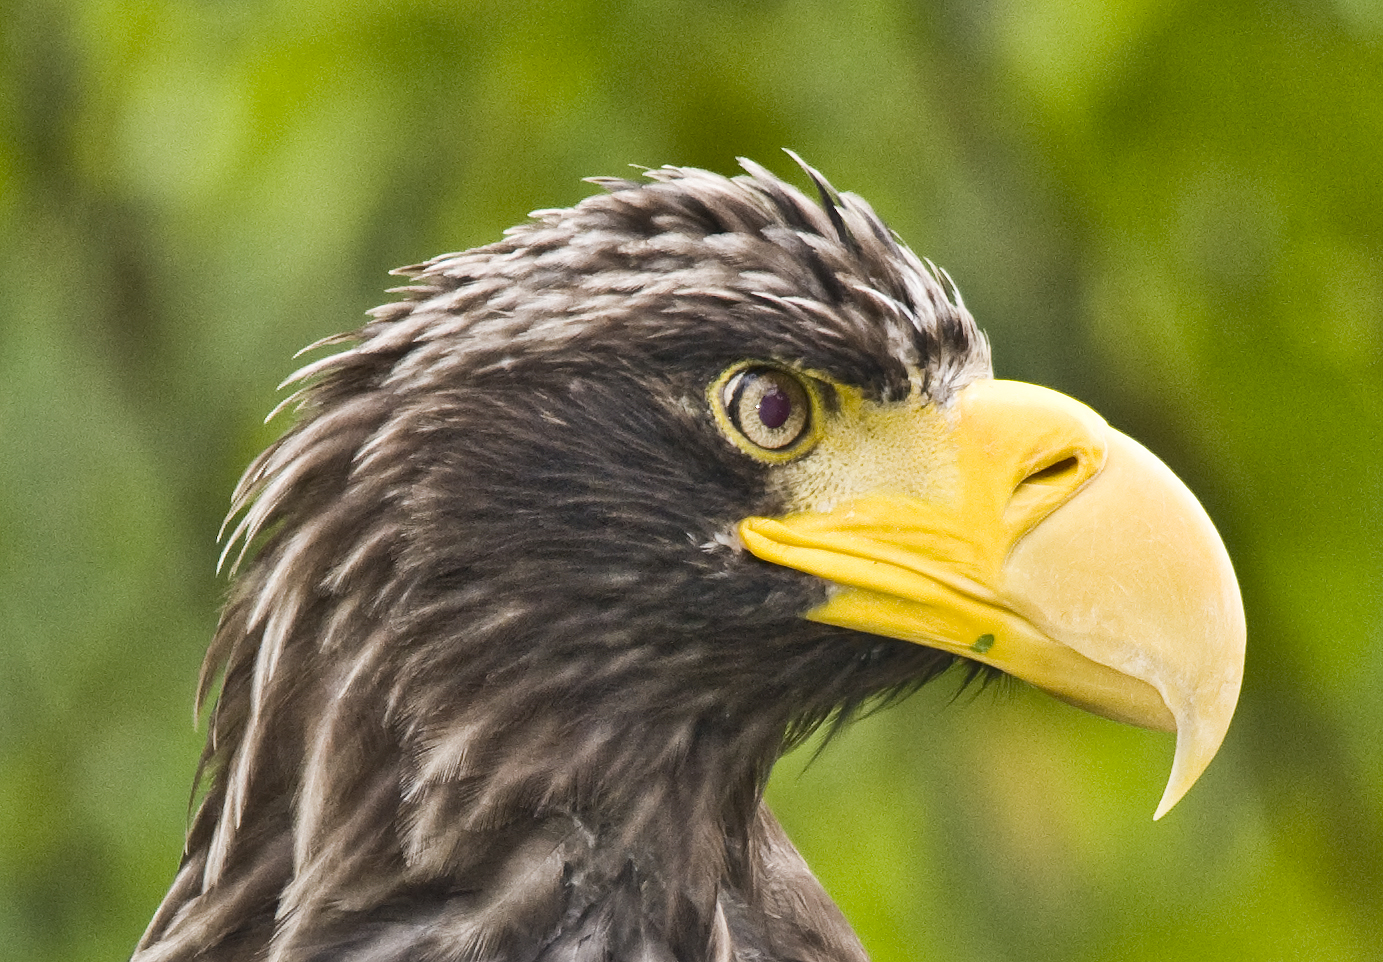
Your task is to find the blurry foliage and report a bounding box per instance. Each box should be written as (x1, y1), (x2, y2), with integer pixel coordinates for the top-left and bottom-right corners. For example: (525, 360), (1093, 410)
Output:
(2, 0), (1380, 959)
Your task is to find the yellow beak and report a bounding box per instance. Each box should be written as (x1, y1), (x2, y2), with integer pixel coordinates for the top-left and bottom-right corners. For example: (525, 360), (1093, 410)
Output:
(739, 379), (1245, 818)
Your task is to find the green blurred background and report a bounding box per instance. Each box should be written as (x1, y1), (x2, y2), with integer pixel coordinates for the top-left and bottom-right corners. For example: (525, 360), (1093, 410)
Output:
(2, 0), (1380, 959)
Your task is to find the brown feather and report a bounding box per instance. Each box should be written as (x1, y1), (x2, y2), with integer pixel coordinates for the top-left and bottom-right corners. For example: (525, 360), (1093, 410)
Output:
(135, 159), (987, 962)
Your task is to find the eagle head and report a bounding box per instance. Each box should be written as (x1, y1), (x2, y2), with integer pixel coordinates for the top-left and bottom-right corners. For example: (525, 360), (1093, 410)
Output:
(135, 158), (1244, 962)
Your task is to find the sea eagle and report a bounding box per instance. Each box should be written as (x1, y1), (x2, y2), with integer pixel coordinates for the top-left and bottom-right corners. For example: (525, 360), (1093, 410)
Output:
(134, 158), (1244, 962)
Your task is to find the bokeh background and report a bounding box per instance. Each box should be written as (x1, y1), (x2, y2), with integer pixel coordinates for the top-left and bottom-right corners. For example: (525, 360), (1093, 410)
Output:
(3, 0), (1381, 959)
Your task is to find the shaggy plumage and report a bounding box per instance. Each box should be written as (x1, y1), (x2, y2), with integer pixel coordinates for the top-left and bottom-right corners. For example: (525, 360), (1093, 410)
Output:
(135, 159), (994, 962)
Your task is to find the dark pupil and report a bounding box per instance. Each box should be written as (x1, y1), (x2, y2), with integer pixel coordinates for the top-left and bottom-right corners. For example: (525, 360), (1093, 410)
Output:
(757, 386), (792, 429)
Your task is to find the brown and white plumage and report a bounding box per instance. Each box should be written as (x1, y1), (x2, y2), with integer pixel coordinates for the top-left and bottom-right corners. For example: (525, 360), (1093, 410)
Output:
(136, 160), (985, 962)
(135, 158), (1243, 962)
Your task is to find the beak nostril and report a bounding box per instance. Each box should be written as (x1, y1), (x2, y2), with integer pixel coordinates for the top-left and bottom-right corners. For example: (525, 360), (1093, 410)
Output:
(1005, 455), (1087, 531)
(1022, 455), (1081, 489)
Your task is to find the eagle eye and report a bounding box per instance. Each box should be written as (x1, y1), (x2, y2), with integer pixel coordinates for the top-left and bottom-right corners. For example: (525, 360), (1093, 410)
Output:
(713, 364), (819, 460)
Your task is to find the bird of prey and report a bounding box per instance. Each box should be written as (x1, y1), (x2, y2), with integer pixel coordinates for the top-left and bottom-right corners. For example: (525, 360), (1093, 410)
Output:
(134, 158), (1245, 962)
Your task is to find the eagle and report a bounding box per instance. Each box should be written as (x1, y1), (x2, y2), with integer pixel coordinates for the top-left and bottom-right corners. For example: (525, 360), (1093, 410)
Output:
(134, 158), (1245, 962)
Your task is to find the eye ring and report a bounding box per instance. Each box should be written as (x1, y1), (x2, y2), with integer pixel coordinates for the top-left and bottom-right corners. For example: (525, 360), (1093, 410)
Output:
(710, 363), (820, 461)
